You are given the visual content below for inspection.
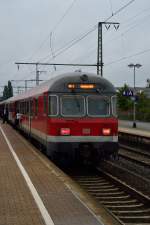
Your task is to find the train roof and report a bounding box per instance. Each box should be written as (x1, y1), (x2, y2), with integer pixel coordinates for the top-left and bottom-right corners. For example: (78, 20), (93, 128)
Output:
(1, 71), (116, 104)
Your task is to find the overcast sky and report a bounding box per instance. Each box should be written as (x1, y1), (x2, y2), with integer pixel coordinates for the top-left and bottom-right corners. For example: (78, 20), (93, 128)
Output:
(0, 0), (150, 94)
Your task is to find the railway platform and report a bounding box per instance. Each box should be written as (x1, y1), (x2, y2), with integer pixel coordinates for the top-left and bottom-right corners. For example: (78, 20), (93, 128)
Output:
(119, 120), (150, 138)
(119, 120), (150, 132)
(0, 123), (121, 225)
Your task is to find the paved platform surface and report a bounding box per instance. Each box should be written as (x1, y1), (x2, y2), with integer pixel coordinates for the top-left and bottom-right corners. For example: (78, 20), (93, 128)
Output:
(0, 123), (116, 225)
(0, 125), (44, 225)
(119, 120), (150, 138)
(119, 120), (150, 131)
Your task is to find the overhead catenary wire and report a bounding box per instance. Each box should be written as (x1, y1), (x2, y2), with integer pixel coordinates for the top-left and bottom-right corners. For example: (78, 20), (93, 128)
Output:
(121, 11), (150, 35)
(121, 5), (150, 25)
(108, 0), (114, 16)
(39, 26), (97, 62)
(36, 0), (136, 63)
(102, 10), (150, 49)
(6, 0), (137, 86)
(4, 0), (144, 73)
(51, 0), (78, 33)
(26, 0), (78, 62)
(68, 6), (150, 65)
(71, 47), (150, 71)
(50, 32), (56, 71)
(23, 0), (136, 64)
(105, 47), (150, 66)
(73, 5), (150, 65)
(48, 0), (78, 66)
(16, 45), (150, 85)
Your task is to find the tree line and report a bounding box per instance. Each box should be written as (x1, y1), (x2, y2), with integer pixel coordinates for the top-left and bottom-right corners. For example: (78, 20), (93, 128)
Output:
(117, 84), (150, 122)
(2, 81), (13, 100)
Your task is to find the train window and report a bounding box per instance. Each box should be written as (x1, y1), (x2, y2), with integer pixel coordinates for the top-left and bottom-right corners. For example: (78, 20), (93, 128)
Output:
(20, 102), (23, 114)
(16, 102), (20, 113)
(18, 102), (20, 113)
(22, 102), (24, 114)
(22, 101), (25, 114)
(29, 100), (33, 116)
(35, 99), (38, 116)
(8, 104), (12, 112)
(26, 101), (29, 114)
(25, 101), (28, 114)
(48, 95), (58, 116)
(61, 95), (85, 117)
(111, 96), (118, 117)
(87, 96), (110, 117)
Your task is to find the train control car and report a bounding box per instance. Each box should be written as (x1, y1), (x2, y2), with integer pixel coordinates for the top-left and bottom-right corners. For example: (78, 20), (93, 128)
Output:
(0, 71), (118, 164)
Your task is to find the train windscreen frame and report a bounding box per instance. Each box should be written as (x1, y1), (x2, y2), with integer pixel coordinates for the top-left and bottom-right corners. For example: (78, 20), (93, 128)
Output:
(111, 95), (118, 117)
(87, 95), (110, 117)
(61, 95), (85, 117)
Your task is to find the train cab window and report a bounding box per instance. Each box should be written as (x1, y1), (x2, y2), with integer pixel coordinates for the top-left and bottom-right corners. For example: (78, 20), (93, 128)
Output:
(61, 95), (85, 117)
(87, 96), (110, 117)
(111, 96), (117, 117)
(48, 95), (58, 116)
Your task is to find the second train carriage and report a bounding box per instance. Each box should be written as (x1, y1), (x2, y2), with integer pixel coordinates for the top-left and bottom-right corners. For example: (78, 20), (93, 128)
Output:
(0, 71), (118, 164)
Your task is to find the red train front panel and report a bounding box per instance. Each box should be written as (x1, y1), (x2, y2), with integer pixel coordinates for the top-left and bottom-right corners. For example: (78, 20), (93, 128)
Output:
(45, 116), (118, 163)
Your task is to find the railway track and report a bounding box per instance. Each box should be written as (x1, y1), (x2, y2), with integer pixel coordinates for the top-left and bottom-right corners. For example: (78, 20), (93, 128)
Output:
(68, 167), (150, 225)
(119, 144), (150, 168)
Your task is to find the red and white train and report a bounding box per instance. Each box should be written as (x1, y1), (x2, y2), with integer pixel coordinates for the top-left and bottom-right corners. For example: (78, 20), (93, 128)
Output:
(0, 71), (118, 164)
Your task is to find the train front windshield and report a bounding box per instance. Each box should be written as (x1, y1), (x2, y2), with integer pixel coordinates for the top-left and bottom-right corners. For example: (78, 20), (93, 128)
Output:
(61, 95), (85, 116)
(60, 95), (116, 117)
(87, 96), (110, 116)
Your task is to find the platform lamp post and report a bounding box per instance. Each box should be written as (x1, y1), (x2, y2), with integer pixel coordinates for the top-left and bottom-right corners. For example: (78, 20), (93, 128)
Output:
(128, 63), (142, 128)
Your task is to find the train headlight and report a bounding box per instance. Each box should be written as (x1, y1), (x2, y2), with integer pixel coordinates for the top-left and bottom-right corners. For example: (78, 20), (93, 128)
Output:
(60, 128), (70, 136)
(102, 128), (111, 136)
(68, 84), (75, 89)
